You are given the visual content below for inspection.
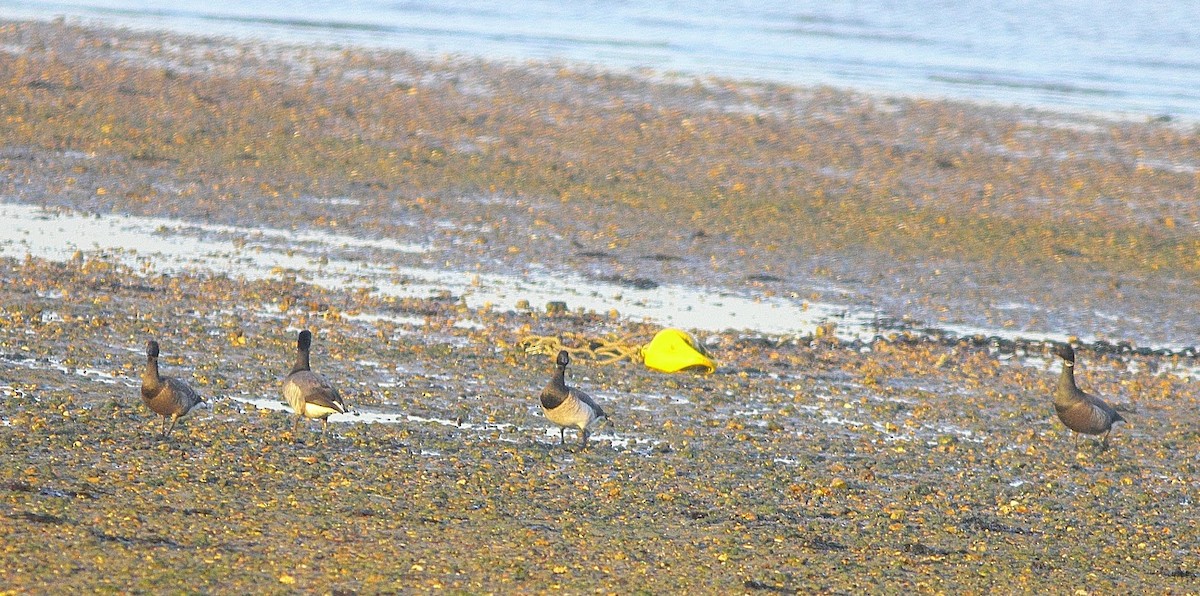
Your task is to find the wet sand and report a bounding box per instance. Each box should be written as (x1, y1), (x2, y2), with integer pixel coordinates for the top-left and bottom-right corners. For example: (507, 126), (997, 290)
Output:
(2, 19), (1200, 593)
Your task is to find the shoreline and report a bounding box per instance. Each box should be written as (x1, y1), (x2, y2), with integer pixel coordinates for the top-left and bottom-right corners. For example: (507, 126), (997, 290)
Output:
(5, 200), (1199, 360)
(2, 19), (1199, 347)
(1, 19), (1199, 592)
(11, 9), (1200, 126)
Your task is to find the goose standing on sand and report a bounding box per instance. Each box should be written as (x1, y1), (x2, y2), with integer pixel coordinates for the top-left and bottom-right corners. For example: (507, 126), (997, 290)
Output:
(1052, 343), (1125, 448)
(141, 339), (204, 437)
(540, 350), (608, 449)
(283, 329), (348, 436)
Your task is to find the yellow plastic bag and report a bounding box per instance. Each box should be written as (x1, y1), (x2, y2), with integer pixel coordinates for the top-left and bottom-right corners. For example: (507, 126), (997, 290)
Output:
(641, 329), (716, 374)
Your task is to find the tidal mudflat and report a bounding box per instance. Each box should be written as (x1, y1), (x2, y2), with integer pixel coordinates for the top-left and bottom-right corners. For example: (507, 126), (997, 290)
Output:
(2, 19), (1200, 593)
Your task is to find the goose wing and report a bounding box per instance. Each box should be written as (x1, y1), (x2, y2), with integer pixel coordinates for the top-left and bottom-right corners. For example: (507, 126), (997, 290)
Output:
(1056, 395), (1116, 434)
(285, 371), (347, 413)
(144, 376), (200, 417)
(166, 377), (201, 406)
(1084, 391), (1123, 424)
(571, 387), (607, 419)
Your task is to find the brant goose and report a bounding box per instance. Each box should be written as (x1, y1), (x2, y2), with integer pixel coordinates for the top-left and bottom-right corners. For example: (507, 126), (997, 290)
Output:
(1052, 343), (1124, 448)
(141, 339), (204, 437)
(283, 329), (348, 436)
(540, 350), (607, 449)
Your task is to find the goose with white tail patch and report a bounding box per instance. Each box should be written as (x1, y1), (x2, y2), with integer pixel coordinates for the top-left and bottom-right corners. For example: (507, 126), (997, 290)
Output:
(283, 329), (348, 437)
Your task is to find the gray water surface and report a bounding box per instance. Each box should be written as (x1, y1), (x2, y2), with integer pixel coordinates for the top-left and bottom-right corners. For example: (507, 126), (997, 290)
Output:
(3, 0), (1199, 120)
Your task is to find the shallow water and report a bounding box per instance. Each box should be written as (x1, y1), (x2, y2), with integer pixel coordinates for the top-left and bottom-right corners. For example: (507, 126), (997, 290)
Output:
(3, 1), (1199, 120)
(5, 201), (1192, 358)
(0, 203), (887, 339)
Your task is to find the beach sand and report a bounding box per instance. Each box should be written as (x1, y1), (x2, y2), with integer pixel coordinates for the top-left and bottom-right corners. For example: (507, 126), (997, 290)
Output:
(1, 19), (1199, 593)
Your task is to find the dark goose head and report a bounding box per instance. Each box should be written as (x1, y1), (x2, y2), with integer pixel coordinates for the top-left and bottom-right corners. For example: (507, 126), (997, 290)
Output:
(1053, 343), (1075, 364)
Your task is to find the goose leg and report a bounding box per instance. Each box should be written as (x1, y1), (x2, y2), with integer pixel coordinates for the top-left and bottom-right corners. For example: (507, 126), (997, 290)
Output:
(580, 428), (589, 451)
(559, 428), (566, 445)
(163, 415), (178, 438)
